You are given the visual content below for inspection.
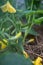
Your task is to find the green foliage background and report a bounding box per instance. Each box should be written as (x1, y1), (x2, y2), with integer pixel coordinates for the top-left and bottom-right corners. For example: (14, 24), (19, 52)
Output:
(0, 0), (43, 65)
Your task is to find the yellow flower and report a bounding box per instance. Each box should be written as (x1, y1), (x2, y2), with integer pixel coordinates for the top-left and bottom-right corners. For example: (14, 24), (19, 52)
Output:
(3, 39), (8, 43)
(1, 1), (16, 13)
(28, 39), (34, 43)
(1, 43), (6, 49)
(0, 3), (7, 12)
(23, 50), (29, 58)
(33, 57), (42, 65)
(0, 41), (6, 49)
(15, 32), (21, 39)
(0, 39), (8, 50)
(9, 32), (21, 40)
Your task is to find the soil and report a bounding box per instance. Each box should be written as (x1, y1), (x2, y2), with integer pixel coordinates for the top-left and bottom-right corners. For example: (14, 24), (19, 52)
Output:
(24, 25), (43, 63)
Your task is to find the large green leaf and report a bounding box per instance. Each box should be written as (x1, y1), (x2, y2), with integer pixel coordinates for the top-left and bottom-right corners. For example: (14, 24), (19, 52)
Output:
(0, 52), (33, 65)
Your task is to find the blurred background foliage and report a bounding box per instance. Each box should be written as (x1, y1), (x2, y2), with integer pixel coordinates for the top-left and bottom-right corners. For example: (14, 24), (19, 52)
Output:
(0, 0), (43, 48)
(0, 0), (43, 65)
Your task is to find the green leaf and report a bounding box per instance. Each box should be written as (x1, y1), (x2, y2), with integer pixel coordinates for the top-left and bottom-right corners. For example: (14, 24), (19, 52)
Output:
(19, 10), (43, 16)
(0, 52), (33, 65)
(28, 28), (39, 36)
(21, 27), (38, 36)
(34, 17), (43, 24)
